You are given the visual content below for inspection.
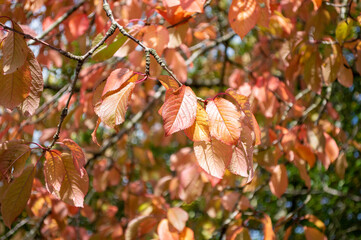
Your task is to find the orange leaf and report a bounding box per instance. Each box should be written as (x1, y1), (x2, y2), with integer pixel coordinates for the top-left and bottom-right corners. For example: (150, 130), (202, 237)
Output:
(337, 63), (353, 88)
(295, 143), (316, 168)
(184, 102), (211, 142)
(67, 13), (89, 40)
(161, 85), (197, 136)
(62, 139), (86, 176)
(143, 25), (169, 55)
(59, 153), (88, 207)
(228, 141), (248, 178)
(91, 118), (101, 146)
(0, 140), (30, 180)
(193, 137), (233, 179)
(180, 0), (206, 13)
(179, 227), (195, 240)
(44, 150), (65, 197)
(228, 0), (260, 39)
(101, 68), (138, 99)
(226, 89), (259, 145)
(294, 157), (311, 189)
(125, 215), (155, 240)
(0, 59), (32, 110)
(95, 81), (136, 128)
(324, 132), (339, 163)
(311, 0), (322, 10)
(304, 214), (326, 240)
(269, 164), (288, 198)
(1, 165), (35, 228)
(158, 75), (180, 90)
(206, 97), (241, 145)
(262, 214), (276, 240)
(157, 219), (178, 240)
(20, 51), (44, 117)
(167, 207), (189, 232)
(1, 21), (29, 74)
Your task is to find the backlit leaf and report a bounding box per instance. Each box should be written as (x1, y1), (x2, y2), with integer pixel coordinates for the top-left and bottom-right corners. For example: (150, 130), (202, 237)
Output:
(158, 218), (178, 240)
(194, 137), (233, 179)
(228, 0), (260, 39)
(184, 102), (210, 142)
(269, 164), (288, 198)
(59, 153), (88, 207)
(295, 143), (316, 168)
(143, 25), (169, 56)
(0, 140), (30, 180)
(324, 132), (339, 163)
(92, 33), (127, 61)
(206, 97), (241, 145)
(1, 165), (35, 228)
(167, 207), (189, 232)
(95, 82), (136, 128)
(20, 51), (44, 117)
(62, 139), (86, 176)
(1, 21), (29, 74)
(44, 150), (65, 197)
(162, 85), (197, 136)
(0, 60), (32, 110)
(158, 75), (180, 90)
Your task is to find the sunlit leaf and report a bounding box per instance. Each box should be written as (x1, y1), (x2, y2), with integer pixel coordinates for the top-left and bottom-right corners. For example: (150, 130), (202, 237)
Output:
(184, 102), (210, 142)
(1, 21), (28, 74)
(161, 85), (197, 136)
(59, 153), (88, 207)
(206, 97), (241, 145)
(194, 137), (233, 179)
(44, 150), (65, 197)
(228, 0), (260, 39)
(167, 207), (189, 232)
(20, 51), (43, 117)
(62, 139), (86, 176)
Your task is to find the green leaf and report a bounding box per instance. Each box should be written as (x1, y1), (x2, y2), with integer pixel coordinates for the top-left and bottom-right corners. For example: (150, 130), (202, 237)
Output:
(92, 33), (127, 61)
(1, 165), (35, 228)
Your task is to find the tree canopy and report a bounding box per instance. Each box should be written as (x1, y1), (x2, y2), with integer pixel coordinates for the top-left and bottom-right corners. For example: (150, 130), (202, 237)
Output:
(0, 0), (361, 239)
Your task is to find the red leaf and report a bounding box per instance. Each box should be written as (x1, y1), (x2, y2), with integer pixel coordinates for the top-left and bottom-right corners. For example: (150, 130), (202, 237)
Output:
(1, 21), (29, 74)
(20, 51), (44, 117)
(161, 85), (197, 136)
(59, 153), (88, 207)
(1, 165), (35, 228)
(67, 13), (89, 40)
(143, 25), (169, 56)
(0, 140), (30, 180)
(228, 0), (260, 39)
(95, 81), (136, 128)
(44, 150), (65, 196)
(193, 137), (233, 179)
(62, 139), (86, 176)
(206, 97), (241, 145)
(0, 59), (32, 110)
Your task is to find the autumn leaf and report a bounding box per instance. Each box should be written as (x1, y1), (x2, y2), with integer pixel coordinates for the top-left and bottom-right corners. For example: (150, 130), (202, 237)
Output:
(158, 75), (180, 90)
(44, 150), (65, 197)
(157, 218), (178, 240)
(269, 164), (288, 198)
(1, 21), (29, 74)
(167, 207), (189, 232)
(67, 12), (89, 40)
(262, 214), (276, 240)
(143, 25), (169, 56)
(0, 60), (32, 110)
(184, 102), (211, 142)
(295, 143), (316, 168)
(194, 137), (233, 179)
(228, 0), (260, 39)
(59, 153), (88, 207)
(95, 81), (136, 128)
(100, 68), (138, 99)
(1, 165), (35, 228)
(161, 85), (197, 136)
(0, 140), (31, 180)
(125, 215), (155, 240)
(62, 139), (86, 176)
(92, 33), (127, 61)
(20, 51), (44, 116)
(206, 97), (241, 145)
(304, 214), (326, 240)
(226, 89), (261, 145)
